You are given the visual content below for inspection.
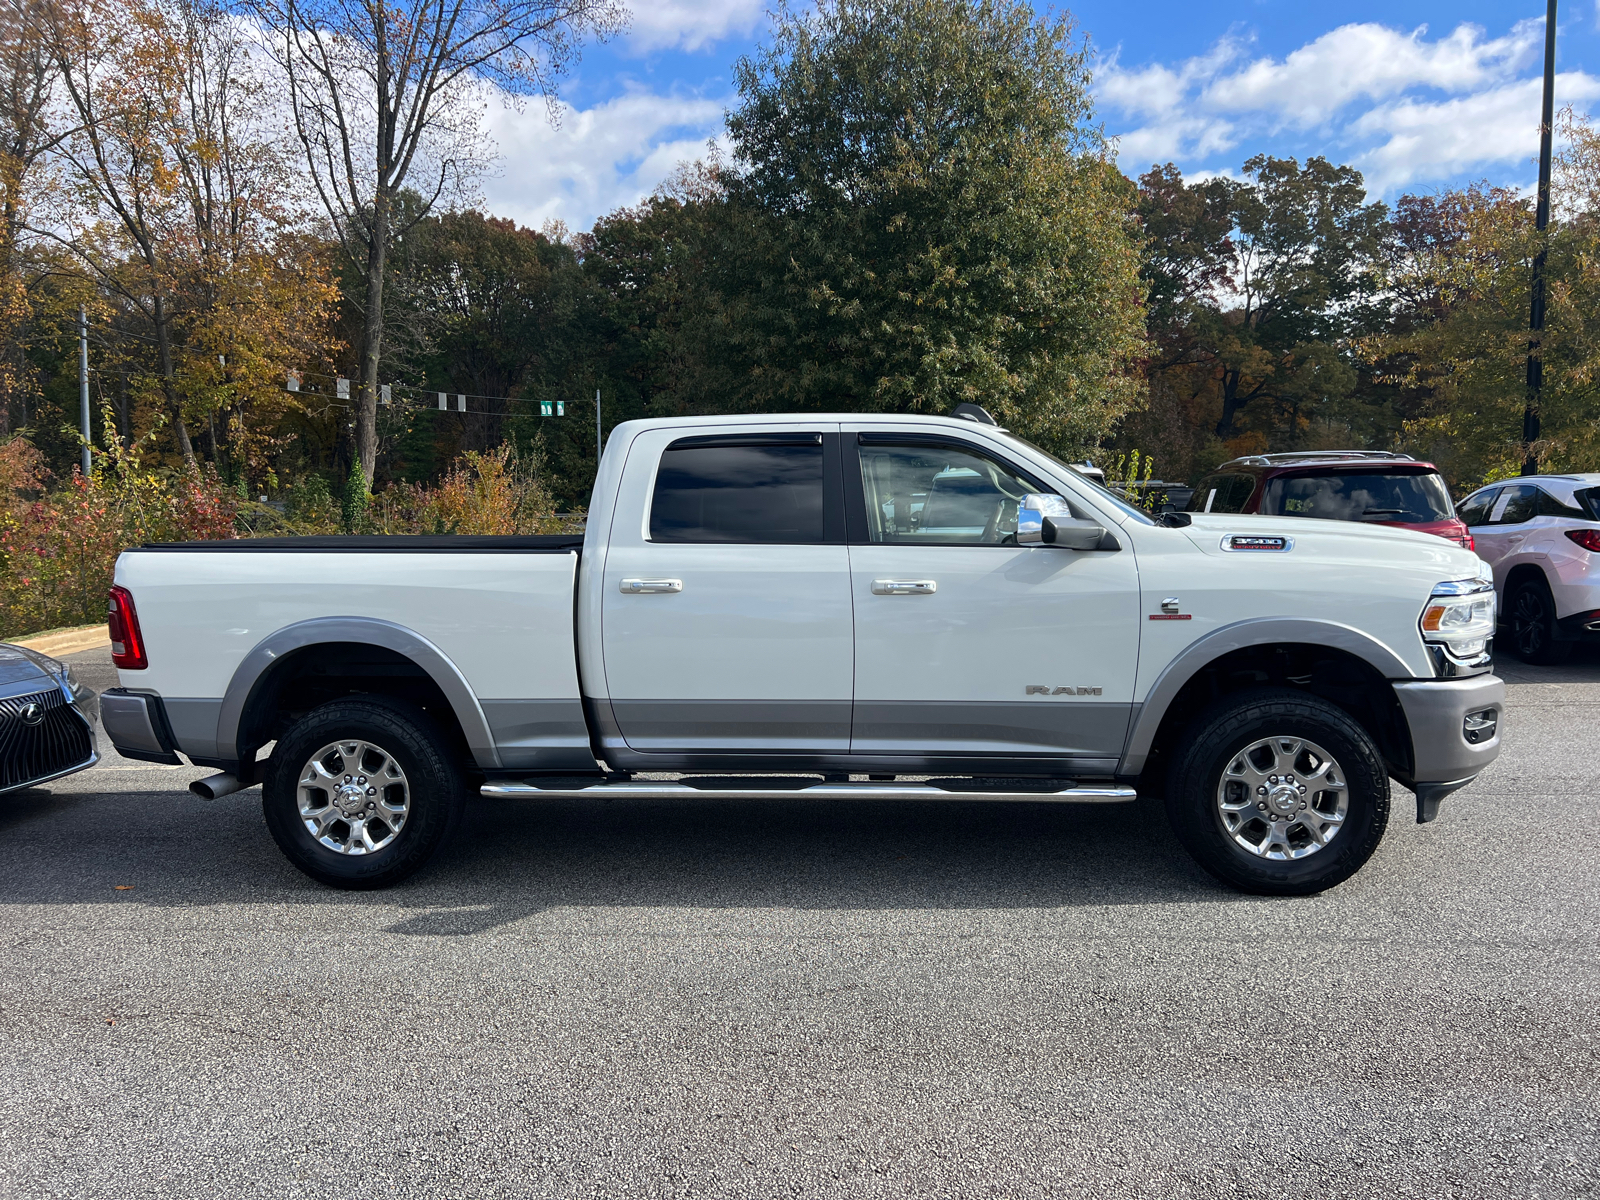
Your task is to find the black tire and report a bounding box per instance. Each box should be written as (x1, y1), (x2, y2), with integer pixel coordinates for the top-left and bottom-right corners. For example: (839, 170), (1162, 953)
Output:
(1165, 688), (1390, 896)
(262, 697), (466, 889)
(1507, 577), (1572, 665)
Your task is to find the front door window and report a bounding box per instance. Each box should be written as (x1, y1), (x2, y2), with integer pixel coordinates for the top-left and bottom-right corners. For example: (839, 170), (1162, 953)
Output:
(858, 443), (1035, 545)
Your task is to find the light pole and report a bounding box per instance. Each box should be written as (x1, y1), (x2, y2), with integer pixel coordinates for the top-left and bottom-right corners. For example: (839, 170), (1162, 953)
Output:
(1523, 0), (1558, 476)
(78, 307), (90, 477)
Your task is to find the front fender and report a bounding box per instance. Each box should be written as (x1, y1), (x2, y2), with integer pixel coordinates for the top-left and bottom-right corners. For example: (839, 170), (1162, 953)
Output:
(1119, 617), (1422, 776)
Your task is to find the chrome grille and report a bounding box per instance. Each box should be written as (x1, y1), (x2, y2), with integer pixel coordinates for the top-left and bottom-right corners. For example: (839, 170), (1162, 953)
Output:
(0, 687), (93, 791)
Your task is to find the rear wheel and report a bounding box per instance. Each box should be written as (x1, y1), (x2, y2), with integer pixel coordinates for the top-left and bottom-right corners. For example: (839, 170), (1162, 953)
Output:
(1507, 577), (1572, 665)
(262, 697), (465, 889)
(1165, 689), (1390, 895)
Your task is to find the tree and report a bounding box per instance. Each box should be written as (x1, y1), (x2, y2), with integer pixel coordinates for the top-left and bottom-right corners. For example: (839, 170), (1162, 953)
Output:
(249, 0), (625, 488)
(44, 0), (338, 475)
(1125, 157), (1395, 467)
(0, 0), (63, 435)
(723, 0), (1147, 453)
(1367, 162), (1600, 485)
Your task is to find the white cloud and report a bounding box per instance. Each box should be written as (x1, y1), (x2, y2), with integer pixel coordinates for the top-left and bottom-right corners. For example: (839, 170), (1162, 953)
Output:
(1202, 20), (1540, 126)
(478, 90), (726, 232)
(1097, 17), (1598, 194)
(1354, 71), (1600, 192)
(622, 0), (766, 53)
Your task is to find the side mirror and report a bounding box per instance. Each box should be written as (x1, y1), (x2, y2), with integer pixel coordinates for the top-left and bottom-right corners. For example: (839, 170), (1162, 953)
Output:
(1018, 493), (1106, 550)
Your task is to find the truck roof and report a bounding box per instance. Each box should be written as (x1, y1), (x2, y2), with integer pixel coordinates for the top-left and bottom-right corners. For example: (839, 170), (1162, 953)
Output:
(615, 413), (1009, 434)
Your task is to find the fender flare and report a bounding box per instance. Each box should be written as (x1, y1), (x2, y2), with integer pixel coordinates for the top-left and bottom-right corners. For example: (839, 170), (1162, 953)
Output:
(215, 616), (500, 770)
(1119, 617), (1421, 776)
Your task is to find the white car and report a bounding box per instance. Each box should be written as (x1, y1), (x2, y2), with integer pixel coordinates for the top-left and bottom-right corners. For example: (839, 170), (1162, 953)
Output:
(99, 411), (1504, 896)
(1456, 474), (1600, 664)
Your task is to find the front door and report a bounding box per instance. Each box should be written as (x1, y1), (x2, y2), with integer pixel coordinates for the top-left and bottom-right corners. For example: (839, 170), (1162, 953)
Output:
(599, 427), (855, 755)
(844, 429), (1141, 769)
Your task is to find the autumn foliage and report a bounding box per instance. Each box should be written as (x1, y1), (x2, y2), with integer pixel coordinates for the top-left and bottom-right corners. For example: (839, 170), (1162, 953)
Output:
(0, 424), (237, 637)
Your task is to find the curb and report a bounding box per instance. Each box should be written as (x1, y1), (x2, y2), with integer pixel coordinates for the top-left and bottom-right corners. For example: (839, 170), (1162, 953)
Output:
(10, 624), (111, 657)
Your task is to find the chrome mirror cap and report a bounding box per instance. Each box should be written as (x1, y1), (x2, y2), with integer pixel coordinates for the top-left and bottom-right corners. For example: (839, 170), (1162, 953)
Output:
(1018, 493), (1105, 550)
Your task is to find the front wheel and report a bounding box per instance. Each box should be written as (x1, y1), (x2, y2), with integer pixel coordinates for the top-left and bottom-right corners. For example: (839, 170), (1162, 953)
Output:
(262, 697), (466, 889)
(1165, 689), (1390, 895)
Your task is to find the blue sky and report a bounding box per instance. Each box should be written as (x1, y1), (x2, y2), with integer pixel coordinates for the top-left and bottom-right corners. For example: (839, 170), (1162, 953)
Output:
(478, 0), (1595, 232)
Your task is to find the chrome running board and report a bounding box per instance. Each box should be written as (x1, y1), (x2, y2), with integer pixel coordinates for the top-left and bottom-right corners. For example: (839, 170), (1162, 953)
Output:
(480, 780), (1137, 803)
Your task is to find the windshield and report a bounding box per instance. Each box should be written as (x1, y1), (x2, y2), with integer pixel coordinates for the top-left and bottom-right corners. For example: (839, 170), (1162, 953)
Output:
(1259, 471), (1454, 523)
(1004, 435), (1157, 526)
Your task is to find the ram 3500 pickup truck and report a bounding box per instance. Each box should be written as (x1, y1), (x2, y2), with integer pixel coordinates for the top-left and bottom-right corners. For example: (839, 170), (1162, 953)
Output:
(99, 412), (1505, 895)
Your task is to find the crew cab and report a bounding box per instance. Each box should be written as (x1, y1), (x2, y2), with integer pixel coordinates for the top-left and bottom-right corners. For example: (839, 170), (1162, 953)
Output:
(99, 412), (1506, 895)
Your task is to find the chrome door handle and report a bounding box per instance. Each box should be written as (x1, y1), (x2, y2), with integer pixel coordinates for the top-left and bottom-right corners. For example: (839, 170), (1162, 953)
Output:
(620, 578), (683, 594)
(871, 579), (937, 595)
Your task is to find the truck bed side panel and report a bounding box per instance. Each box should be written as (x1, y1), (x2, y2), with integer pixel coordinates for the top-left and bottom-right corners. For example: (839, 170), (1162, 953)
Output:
(114, 550), (586, 769)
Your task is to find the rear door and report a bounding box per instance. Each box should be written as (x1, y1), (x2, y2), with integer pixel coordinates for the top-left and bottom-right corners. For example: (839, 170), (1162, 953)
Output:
(843, 428), (1141, 769)
(599, 426), (854, 754)
(1475, 485), (1537, 583)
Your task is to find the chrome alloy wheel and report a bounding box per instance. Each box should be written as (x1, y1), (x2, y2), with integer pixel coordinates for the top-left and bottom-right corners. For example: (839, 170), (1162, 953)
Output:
(297, 740), (410, 855)
(1215, 735), (1349, 860)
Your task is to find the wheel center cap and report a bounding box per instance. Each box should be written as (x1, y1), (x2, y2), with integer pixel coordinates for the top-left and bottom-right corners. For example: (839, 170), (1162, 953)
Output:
(1268, 785), (1300, 815)
(336, 785), (367, 816)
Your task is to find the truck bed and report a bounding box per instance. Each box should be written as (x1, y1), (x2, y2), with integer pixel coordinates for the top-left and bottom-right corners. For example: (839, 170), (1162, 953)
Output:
(114, 539), (588, 771)
(139, 535), (586, 553)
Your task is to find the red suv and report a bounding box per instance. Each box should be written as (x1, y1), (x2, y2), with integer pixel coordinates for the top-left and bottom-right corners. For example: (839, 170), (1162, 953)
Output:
(1184, 452), (1472, 549)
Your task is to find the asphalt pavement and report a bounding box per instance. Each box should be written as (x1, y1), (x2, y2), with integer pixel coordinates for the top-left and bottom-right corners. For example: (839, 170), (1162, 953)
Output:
(1, 646), (1596, 1199)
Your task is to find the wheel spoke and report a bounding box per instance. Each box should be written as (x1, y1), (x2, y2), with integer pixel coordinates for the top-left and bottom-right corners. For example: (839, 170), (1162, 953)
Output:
(292, 738), (410, 856)
(1215, 733), (1350, 861)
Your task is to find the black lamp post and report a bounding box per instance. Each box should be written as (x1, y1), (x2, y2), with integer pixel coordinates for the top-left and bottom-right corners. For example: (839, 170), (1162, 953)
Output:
(1523, 0), (1558, 476)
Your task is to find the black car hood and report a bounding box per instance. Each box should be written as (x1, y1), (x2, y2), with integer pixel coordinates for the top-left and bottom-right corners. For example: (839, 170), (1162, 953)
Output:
(0, 643), (63, 696)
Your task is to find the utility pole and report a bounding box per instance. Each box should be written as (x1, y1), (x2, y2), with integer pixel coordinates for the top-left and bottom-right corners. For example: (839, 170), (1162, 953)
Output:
(595, 387), (602, 468)
(78, 307), (90, 477)
(1523, 0), (1558, 476)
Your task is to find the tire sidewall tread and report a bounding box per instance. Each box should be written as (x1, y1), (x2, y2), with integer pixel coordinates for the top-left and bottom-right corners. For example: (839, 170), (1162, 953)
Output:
(1165, 687), (1390, 896)
(262, 696), (466, 890)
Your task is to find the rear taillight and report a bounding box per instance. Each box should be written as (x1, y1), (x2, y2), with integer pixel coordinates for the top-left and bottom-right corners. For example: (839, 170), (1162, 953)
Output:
(1460, 533), (1474, 551)
(1565, 529), (1600, 553)
(107, 585), (147, 669)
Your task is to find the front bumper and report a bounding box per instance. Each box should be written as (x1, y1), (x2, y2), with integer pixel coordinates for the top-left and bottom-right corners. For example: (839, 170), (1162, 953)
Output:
(1391, 674), (1505, 823)
(0, 682), (98, 794)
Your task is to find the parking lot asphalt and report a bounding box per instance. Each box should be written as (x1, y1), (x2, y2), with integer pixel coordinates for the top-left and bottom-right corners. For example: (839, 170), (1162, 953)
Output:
(1, 647), (1597, 1200)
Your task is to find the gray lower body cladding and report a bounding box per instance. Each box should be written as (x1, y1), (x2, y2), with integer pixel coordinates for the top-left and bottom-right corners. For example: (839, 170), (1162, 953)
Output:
(1391, 675), (1505, 786)
(592, 697), (1130, 777)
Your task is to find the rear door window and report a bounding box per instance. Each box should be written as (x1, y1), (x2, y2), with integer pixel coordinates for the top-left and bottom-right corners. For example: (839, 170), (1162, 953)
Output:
(650, 437), (828, 543)
(1188, 474), (1256, 514)
(1258, 471), (1453, 522)
(1490, 485), (1537, 525)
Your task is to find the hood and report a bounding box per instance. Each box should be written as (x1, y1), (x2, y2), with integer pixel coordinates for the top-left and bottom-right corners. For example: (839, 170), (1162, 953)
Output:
(0, 643), (67, 699)
(1180, 512), (1485, 578)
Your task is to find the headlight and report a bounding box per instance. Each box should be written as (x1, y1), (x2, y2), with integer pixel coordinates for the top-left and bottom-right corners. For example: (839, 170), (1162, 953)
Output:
(1420, 579), (1496, 662)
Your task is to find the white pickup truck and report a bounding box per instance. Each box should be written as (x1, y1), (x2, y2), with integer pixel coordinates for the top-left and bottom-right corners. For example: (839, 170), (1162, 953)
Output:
(99, 411), (1504, 895)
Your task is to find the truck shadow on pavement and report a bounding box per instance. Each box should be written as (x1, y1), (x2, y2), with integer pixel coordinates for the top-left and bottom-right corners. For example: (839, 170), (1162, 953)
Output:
(0, 784), (1233, 934)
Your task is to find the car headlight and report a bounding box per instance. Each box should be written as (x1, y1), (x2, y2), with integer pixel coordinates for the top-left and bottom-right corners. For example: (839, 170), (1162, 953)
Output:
(1420, 579), (1496, 662)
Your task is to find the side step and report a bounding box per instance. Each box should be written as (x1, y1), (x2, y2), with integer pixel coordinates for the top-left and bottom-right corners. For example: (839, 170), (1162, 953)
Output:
(480, 780), (1137, 803)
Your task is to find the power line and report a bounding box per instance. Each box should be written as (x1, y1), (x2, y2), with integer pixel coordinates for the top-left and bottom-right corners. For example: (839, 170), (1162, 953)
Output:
(285, 367), (564, 414)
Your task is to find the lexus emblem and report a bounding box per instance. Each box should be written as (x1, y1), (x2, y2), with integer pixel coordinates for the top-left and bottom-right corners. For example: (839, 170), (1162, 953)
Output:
(18, 702), (44, 726)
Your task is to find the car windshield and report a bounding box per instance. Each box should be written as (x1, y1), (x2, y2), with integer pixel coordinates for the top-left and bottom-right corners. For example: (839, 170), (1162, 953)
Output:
(1002, 434), (1157, 525)
(1259, 471), (1454, 523)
